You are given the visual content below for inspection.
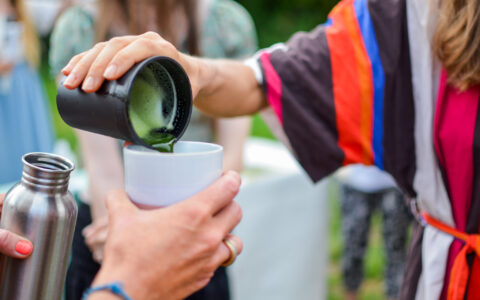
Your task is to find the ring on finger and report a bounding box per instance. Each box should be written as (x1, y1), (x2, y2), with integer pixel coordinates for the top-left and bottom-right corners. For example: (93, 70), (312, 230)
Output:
(221, 238), (237, 267)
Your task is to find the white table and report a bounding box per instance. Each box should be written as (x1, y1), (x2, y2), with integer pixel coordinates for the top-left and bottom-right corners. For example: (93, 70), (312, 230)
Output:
(229, 138), (329, 300)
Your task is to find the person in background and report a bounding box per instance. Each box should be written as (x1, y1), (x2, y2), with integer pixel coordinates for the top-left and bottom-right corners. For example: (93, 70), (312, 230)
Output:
(0, 0), (54, 185)
(0, 171), (244, 300)
(336, 165), (411, 300)
(49, 0), (256, 299)
(23, 0), (71, 37)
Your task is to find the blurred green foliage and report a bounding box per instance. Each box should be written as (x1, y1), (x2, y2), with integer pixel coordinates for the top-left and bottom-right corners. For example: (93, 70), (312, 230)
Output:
(236, 0), (336, 48)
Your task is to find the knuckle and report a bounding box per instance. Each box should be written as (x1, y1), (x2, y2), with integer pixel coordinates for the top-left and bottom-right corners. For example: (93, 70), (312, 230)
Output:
(201, 263), (216, 276)
(84, 239), (93, 248)
(193, 278), (210, 292)
(161, 40), (175, 50)
(203, 231), (222, 251)
(196, 203), (211, 218)
(105, 189), (120, 206)
(180, 206), (196, 223)
(0, 229), (11, 247)
(162, 41), (177, 54)
(231, 238), (243, 256)
(114, 52), (132, 65)
(186, 203), (209, 224)
(109, 36), (124, 45)
(150, 38), (175, 54)
(233, 203), (243, 224)
(93, 42), (107, 50)
(206, 257), (220, 273)
(74, 59), (93, 73)
(138, 37), (155, 49)
(237, 238), (244, 253)
(224, 176), (240, 196)
(143, 31), (161, 39)
(70, 53), (82, 63)
(136, 36), (148, 45)
(87, 64), (104, 76)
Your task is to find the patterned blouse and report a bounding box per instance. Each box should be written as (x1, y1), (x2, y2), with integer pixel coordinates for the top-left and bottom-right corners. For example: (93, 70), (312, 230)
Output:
(50, 0), (257, 141)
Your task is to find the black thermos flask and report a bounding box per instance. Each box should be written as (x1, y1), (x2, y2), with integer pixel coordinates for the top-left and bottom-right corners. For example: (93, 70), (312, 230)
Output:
(56, 56), (192, 148)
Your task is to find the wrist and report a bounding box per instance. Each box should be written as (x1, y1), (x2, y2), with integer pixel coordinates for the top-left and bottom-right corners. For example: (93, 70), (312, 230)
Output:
(179, 53), (214, 100)
(86, 290), (121, 300)
(91, 266), (144, 300)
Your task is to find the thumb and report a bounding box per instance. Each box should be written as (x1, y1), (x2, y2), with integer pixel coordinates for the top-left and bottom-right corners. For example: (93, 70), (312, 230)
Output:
(0, 229), (33, 259)
(105, 189), (137, 217)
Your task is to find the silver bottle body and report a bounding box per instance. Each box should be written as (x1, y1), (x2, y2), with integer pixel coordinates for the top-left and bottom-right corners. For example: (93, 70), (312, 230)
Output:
(0, 153), (77, 300)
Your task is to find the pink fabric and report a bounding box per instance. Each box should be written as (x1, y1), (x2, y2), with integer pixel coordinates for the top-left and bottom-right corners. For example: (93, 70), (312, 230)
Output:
(434, 71), (480, 299)
(259, 52), (283, 124)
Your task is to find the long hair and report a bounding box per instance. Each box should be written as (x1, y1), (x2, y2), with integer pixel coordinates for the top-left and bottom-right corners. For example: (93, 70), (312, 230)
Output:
(433, 0), (480, 90)
(96, 0), (200, 56)
(11, 0), (40, 68)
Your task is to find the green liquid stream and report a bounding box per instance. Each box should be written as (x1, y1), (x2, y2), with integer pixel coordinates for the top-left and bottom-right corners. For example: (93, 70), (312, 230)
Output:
(142, 131), (175, 153)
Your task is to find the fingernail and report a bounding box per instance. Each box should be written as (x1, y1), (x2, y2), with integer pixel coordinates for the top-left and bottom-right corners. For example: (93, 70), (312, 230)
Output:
(82, 76), (96, 91)
(15, 240), (33, 256)
(61, 62), (72, 74)
(104, 65), (117, 78)
(63, 73), (77, 87)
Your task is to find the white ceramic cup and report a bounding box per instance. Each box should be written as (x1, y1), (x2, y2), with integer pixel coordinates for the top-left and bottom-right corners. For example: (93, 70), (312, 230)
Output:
(123, 142), (223, 208)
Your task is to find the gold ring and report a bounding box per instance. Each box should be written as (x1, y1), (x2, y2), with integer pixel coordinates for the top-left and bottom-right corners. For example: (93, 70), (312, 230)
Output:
(221, 239), (237, 267)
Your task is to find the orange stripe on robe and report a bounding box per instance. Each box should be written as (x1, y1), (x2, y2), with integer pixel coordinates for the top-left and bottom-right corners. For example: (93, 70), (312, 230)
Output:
(326, 0), (374, 165)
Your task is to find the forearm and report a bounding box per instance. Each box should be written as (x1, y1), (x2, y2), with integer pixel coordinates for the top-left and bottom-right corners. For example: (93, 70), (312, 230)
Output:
(187, 56), (268, 118)
(77, 131), (124, 221)
(215, 116), (251, 172)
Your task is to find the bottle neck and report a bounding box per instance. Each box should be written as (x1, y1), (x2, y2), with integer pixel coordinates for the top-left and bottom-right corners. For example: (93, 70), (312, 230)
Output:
(21, 153), (74, 193)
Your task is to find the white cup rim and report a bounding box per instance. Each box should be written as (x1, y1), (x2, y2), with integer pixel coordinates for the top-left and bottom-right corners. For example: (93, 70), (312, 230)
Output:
(125, 141), (223, 157)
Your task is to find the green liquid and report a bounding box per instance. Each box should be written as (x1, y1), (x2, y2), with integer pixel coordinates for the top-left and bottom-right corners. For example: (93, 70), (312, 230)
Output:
(128, 62), (178, 153)
(142, 131), (175, 153)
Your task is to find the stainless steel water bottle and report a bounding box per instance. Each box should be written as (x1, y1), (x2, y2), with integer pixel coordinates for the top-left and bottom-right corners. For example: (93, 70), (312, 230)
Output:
(0, 152), (77, 300)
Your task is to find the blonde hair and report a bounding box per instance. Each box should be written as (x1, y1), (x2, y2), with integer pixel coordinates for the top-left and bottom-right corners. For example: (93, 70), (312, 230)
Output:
(12, 0), (40, 68)
(433, 0), (480, 90)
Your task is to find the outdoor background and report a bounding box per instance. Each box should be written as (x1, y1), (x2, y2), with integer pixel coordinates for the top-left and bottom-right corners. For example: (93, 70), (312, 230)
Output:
(40, 1), (386, 298)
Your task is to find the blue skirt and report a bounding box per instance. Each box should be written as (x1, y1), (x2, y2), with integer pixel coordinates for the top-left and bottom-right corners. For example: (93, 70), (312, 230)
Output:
(0, 63), (54, 184)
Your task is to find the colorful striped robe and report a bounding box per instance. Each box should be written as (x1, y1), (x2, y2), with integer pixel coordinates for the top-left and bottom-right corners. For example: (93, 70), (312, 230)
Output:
(246, 0), (480, 298)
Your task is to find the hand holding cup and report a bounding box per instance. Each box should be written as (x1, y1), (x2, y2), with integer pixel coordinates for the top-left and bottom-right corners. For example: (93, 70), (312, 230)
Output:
(91, 171), (243, 300)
